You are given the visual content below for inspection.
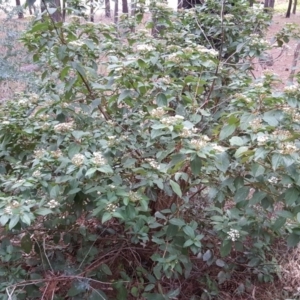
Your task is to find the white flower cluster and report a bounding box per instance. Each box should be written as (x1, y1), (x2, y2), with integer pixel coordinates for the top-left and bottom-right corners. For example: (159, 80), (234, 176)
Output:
(224, 14), (234, 20)
(155, 2), (172, 10)
(137, 44), (155, 52)
(54, 122), (74, 133)
(34, 149), (47, 159)
(195, 45), (218, 56)
(18, 98), (30, 106)
(272, 129), (292, 141)
(211, 143), (226, 153)
(249, 118), (261, 132)
(257, 134), (269, 146)
(180, 127), (197, 138)
(249, 34), (269, 47)
(72, 154), (85, 167)
(4, 206), (12, 215)
(167, 53), (182, 63)
(42, 123), (51, 130)
(268, 176), (278, 184)
(161, 115), (184, 126)
(150, 107), (165, 118)
(190, 135), (210, 150)
(69, 40), (84, 47)
(107, 135), (117, 146)
(145, 158), (160, 169)
(129, 191), (140, 202)
(47, 199), (59, 209)
(234, 93), (252, 103)
(2, 121), (10, 125)
(227, 228), (240, 241)
(106, 203), (118, 212)
(32, 170), (41, 178)
(51, 149), (63, 158)
(284, 84), (299, 94)
(38, 114), (50, 121)
(92, 152), (106, 166)
(278, 142), (297, 155)
(293, 112), (300, 122)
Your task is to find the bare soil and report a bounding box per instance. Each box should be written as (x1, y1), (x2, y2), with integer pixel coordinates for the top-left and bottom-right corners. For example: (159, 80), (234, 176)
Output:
(253, 13), (300, 85)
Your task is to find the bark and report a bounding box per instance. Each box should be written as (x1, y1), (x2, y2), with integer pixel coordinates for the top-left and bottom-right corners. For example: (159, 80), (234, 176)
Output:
(62, 0), (66, 21)
(114, 0), (118, 23)
(131, 0), (136, 16)
(16, 0), (24, 18)
(105, 0), (111, 17)
(286, 0), (293, 17)
(288, 41), (300, 84)
(293, 0), (297, 14)
(122, 0), (128, 13)
(90, 0), (94, 22)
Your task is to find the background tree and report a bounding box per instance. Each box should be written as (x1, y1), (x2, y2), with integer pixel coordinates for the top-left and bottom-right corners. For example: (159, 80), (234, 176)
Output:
(264, 0), (275, 10)
(15, 0), (23, 18)
(286, 0), (292, 17)
(122, 0), (128, 13)
(105, 0), (111, 17)
(114, 0), (118, 23)
(293, 0), (297, 14)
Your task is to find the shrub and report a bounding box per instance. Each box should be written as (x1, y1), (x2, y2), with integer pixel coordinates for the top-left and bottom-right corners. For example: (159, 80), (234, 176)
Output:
(0, 1), (297, 298)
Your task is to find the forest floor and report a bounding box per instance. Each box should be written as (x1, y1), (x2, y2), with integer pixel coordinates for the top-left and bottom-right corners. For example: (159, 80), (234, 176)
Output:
(253, 13), (300, 86)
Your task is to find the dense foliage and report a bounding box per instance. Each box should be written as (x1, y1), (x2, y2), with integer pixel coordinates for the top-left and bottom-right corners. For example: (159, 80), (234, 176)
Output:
(0, 1), (299, 299)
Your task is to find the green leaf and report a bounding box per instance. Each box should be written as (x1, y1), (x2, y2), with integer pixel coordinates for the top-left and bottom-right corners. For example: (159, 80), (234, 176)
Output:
(156, 93), (167, 106)
(272, 153), (282, 171)
(216, 259), (226, 267)
(67, 282), (84, 297)
(21, 234), (33, 254)
(183, 239), (194, 248)
(234, 146), (249, 158)
(169, 218), (185, 227)
(118, 90), (132, 103)
(170, 180), (182, 197)
(50, 185), (60, 198)
(102, 212), (112, 224)
(183, 226), (195, 238)
(220, 239), (232, 257)
(98, 165), (114, 174)
(219, 124), (236, 140)
(251, 163), (265, 177)
(234, 187), (250, 203)
(272, 217), (286, 231)
(202, 250), (212, 261)
(85, 168), (97, 177)
(142, 294), (165, 300)
(215, 152), (230, 172)
(9, 215), (20, 230)
(287, 232), (300, 247)
(88, 289), (108, 300)
(190, 156), (202, 175)
(229, 136), (244, 146)
(285, 187), (300, 206)
(101, 264), (112, 275)
(72, 131), (87, 140)
(35, 208), (53, 216)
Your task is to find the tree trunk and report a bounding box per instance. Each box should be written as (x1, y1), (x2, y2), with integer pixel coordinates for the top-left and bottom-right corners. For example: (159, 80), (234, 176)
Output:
(122, 0), (128, 13)
(286, 0), (293, 17)
(293, 0), (297, 14)
(114, 0), (118, 23)
(90, 0), (94, 21)
(16, 0), (24, 18)
(269, 0), (275, 8)
(288, 41), (300, 84)
(105, 0), (111, 17)
(62, 0), (66, 21)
